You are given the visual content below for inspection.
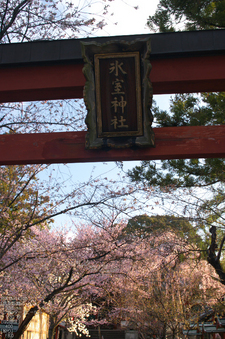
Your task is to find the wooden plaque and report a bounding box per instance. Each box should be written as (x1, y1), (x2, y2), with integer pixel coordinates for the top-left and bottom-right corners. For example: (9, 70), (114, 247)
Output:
(81, 39), (154, 149)
(95, 52), (142, 137)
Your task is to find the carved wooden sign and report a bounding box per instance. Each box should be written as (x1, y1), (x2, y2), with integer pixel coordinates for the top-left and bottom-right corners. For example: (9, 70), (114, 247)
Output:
(81, 39), (154, 149)
(95, 52), (142, 137)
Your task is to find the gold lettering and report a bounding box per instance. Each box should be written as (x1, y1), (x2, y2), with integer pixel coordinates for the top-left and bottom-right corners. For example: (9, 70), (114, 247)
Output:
(118, 116), (128, 128)
(109, 60), (127, 76)
(111, 116), (118, 129)
(111, 96), (127, 114)
(111, 116), (129, 129)
(112, 78), (125, 95)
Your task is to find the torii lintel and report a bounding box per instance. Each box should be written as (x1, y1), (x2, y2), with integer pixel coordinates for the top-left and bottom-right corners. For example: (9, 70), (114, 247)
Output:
(0, 29), (225, 164)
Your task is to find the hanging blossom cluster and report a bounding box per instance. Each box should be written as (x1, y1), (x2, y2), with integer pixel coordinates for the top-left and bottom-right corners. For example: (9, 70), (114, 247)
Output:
(67, 304), (96, 337)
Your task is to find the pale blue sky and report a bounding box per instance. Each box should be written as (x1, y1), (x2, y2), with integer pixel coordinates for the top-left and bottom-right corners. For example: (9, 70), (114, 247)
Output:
(45, 0), (173, 228)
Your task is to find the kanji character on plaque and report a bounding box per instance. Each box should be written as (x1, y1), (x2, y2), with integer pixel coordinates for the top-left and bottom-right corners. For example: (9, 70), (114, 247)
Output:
(111, 96), (127, 114)
(109, 60), (127, 76)
(112, 79), (125, 95)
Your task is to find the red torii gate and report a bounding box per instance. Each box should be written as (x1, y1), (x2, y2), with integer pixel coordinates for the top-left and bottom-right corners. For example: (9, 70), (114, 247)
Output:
(0, 29), (225, 165)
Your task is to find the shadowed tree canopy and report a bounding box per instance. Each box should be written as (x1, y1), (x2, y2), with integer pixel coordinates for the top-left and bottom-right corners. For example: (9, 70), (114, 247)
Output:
(124, 214), (205, 249)
(128, 93), (225, 189)
(127, 0), (225, 288)
(147, 0), (225, 32)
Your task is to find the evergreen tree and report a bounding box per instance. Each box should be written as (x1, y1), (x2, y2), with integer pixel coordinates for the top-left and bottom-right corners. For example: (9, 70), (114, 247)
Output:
(125, 214), (201, 241)
(128, 94), (225, 188)
(128, 1), (225, 282)
(147, 0), (225, 32)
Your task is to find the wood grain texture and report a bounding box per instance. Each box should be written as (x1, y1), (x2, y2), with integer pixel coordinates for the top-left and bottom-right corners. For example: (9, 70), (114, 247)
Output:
(0, 54), (225, 102)
(0, 126), (224, 165)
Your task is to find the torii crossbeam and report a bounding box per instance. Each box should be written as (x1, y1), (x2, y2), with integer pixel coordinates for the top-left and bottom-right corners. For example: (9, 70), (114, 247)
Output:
(0, 29), (225, 164)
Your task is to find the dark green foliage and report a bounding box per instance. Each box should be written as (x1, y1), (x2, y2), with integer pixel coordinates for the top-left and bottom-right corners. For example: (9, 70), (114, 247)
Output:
(140, 0), (225, 287)
(127, 89), (225, 262)
(124, 214), (205, 247)
(128, 158), (225, 188)
(154, 93), (225, 127)
(128, 94), (225, 188)
(147, 0), (225, 32)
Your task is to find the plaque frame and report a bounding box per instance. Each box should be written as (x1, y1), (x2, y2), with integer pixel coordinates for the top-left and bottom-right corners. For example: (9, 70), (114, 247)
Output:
(81, 38), (154, 149)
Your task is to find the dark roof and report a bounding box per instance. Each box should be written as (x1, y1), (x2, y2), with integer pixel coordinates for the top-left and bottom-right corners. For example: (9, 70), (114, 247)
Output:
(218, 318), (225, 327)
(183, 319), (225, 336)
(0, 29), (225, 66)
(183, 330), (202, 336)
(203, 325), (225, 333)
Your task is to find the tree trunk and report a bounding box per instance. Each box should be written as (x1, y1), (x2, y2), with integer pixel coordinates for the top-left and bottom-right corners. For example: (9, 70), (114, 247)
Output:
(14, 306), (38, 339)
(49, 318), (58, 339)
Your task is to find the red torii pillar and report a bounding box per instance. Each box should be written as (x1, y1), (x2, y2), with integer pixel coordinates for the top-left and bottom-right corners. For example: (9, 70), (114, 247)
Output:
(0, 29), (225, 165)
